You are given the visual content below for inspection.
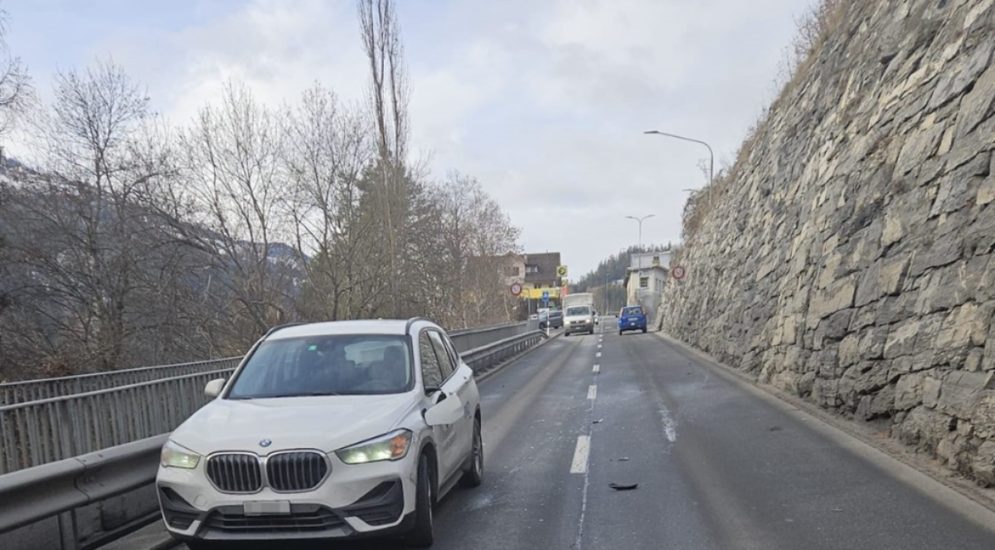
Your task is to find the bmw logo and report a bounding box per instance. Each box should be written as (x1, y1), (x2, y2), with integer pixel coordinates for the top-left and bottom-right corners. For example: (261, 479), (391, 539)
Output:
(259, 439), (272, 448)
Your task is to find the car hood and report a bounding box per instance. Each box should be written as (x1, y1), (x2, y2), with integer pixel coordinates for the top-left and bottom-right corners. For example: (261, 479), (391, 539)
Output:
(170, 393), (419, 455)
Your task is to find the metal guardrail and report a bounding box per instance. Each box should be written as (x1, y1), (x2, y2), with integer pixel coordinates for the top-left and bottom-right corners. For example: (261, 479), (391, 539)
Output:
(449, 322), (529, 353)
(0, 369), (235, 475)
(0, 435), (167, 549)
(0, 357), (242, 406)
(461, 330), (545, 373)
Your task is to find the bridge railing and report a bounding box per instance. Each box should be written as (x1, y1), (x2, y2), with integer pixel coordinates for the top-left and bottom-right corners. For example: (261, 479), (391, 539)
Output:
(0, 321), (532, 406)
(0, 368), (235, 475)
(0, 357), (242, 406)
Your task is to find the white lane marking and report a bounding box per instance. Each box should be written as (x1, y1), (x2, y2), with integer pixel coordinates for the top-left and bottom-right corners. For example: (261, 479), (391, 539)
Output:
(592, 364), (600, 374)
(587, 385), (598, 400)
(660, 407), (677, 442)
(596, 352), (602, 358)
(570, 435), (591, 474)
(597, 344), (602, 349)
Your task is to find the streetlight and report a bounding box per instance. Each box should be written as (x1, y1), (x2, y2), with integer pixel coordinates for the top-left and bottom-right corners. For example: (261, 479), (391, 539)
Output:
(644, 130), (714, 187)
(624, 214), (654, 249)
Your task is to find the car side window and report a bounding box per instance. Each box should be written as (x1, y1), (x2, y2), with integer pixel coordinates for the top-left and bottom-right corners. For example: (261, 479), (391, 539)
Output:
(428, 331), (456, 379)
(419, 331), (444, 391)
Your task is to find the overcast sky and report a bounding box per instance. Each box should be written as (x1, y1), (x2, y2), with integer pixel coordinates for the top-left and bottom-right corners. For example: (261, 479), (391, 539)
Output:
(3, 0), (815, 277)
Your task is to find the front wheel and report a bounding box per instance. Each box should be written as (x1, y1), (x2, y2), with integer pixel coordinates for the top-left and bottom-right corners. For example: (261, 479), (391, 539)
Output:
(461, 417), (484, 487)
(407, 456), (435, 547)
(642, 327), (647, 334)
(619, 330), (623, 335)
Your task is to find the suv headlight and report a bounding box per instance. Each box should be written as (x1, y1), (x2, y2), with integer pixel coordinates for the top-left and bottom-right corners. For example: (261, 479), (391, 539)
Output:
(161, 440), (201, 469)
(336, 429), (412, 464)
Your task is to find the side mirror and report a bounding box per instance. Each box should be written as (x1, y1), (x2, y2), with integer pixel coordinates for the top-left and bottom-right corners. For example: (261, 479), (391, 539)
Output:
(424, 392), (464, 426)
(204, 378), (226, 398)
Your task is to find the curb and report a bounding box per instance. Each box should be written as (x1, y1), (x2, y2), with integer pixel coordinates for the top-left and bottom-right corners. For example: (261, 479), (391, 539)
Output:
(654, 331), (995, 517)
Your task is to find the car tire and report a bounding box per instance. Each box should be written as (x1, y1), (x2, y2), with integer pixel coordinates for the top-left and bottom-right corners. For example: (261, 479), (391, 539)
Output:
(564, 332), (569, 337)
(461, 417), (484, 488)
(407, 456), (435, 548)
(642, 328), (647, 334)
(618, 330), (623, 335)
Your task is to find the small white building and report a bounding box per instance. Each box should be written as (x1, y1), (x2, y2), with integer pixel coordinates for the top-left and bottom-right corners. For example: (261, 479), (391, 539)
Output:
(623, 251), (671, 324)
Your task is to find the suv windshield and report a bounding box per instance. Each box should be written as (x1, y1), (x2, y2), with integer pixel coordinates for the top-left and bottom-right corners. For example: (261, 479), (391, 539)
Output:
(228, 335), (412, 398)
(623, 307), (643, 316)
(566, 306), (590, 316)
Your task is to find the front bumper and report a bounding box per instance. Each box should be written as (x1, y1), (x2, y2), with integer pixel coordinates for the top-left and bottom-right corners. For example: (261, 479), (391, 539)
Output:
(157, 451), (417, 541)
(565, 321), (593, 332)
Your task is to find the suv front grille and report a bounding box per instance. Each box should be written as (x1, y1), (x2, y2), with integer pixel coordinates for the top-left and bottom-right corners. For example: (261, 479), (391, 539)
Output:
(207, 453), (263, 493)
(267, 451), (329, 492)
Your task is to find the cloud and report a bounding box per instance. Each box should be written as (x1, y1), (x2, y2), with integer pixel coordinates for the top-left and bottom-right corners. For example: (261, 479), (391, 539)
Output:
(3, 0), (817, 276)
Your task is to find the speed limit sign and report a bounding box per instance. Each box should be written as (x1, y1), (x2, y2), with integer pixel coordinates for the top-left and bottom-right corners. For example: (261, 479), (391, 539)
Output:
(510, 282), (523, 296)
(672, 265), (687, 280)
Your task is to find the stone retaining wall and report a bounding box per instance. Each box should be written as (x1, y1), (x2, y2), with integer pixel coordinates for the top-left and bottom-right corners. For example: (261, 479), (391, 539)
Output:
(662, 0), (995, 485)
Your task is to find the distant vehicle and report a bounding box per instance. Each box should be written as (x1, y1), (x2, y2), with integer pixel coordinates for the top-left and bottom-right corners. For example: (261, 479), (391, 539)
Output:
(157, 319), (483, 548)
(618, 305), (647, 334)
(541, 309), (563, 330)
(563, 293), (595, 336)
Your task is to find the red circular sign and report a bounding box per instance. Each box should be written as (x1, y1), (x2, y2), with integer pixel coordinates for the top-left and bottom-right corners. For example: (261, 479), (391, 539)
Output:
(672, 265), (687, 280)
(510, 282), (523, 296)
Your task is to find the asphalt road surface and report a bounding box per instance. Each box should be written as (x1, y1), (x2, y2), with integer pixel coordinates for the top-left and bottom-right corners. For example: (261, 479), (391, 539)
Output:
(180, 324), (995, 550)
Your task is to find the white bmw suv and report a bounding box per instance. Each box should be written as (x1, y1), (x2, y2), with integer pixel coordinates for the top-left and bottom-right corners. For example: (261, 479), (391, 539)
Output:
(156, 318), (483, 548)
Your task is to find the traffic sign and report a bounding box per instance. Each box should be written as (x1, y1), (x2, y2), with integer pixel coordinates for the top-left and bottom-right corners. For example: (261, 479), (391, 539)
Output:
(672, 265), (687, 280)
(556, 265), (568, 277)
(541, 290), (550, 305)
(510, 282), (523, 296)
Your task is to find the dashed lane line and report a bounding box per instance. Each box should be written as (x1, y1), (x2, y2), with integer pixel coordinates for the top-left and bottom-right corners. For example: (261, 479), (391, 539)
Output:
(570, 435), (591, 474)
(593, 364), (600, 374)
(587, 384), (598, 400)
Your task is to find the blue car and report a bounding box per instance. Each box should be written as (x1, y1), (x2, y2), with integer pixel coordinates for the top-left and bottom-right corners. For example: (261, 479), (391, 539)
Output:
(618, 305), (647, 334)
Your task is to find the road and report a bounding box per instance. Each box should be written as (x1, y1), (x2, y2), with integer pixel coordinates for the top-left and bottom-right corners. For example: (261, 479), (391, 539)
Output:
(178, 323), (995, 550)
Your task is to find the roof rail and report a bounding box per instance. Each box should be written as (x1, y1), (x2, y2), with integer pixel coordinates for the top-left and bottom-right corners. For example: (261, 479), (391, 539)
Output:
(405, 317), (429, 335)
(264, 321), (307, 337)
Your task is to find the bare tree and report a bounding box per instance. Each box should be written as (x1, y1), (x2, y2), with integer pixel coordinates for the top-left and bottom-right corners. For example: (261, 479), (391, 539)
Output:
(175, 81), (295, 349)
(0, 8), (30, 141)
(282, 84), (383, 321)
(432, 173), (521, 328)
(358, 0), (409, 316)
(1, 62), (179, 374)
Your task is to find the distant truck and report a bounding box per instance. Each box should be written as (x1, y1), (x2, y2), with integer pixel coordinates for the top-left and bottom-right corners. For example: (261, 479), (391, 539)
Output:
(563, 292), (595, 336)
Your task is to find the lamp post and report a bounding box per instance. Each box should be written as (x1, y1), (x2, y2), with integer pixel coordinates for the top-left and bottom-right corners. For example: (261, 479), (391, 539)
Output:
(644, 130), (714, 187)
(624, 214), (654, 249)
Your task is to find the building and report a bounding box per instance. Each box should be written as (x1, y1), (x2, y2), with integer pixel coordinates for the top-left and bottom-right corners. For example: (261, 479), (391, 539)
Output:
(624, 251), (671, 324)
(500, 251), (564, 301)
(500, 253), (527, 288)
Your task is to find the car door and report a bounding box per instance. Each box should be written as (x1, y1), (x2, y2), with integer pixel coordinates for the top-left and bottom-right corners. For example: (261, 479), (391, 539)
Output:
(419, 329), (462, 480)
(428, 330), (475, 479)
(432, 331), (476, 463)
